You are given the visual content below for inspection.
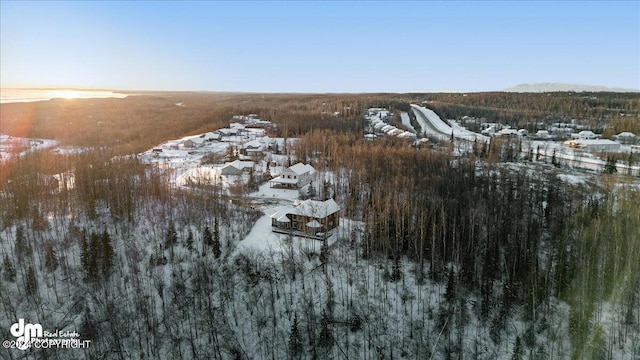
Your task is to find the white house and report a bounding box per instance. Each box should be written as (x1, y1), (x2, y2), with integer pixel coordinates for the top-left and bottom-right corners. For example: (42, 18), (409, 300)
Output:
(535, 130), (550, 139)
(574, 130), (597, 140)
(499, 128), (519, 136)
(270, 163), (315, 189)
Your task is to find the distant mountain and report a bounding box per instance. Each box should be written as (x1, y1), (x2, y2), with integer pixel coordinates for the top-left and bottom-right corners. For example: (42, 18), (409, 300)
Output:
(503, 83), (639, 93)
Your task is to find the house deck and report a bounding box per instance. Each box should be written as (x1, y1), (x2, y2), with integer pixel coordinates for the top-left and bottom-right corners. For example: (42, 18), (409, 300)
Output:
(271, 227), (333, 240)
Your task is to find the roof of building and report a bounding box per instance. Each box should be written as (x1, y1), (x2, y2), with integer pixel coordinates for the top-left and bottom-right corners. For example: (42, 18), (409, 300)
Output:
(216, 128), (240, 135)
(617, 132), (637, 137)
(185, 137), (205, 144)
(203, 132), (220, 139)
(221, 160), (254, 172)
(243, 140), (263, 149)
(397, 131), (417, 139)
(287, 163), (315, 175)
(291, 199), (340, 218)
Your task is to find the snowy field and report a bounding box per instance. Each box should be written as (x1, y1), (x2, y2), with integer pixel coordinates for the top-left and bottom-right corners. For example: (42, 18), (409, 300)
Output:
(0, 134), (58, 161)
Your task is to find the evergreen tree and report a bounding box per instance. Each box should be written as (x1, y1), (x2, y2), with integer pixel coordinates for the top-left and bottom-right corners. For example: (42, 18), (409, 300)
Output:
(307, 182), (316, 199)
(80, 307), (97, 341)
(247, 169), (258, 192)
(25, 266), (37, 297)
(265, 161), (272, 180)
(322, 181), (332, 201)
(101, 229), (114, 277)
(186, 228), (194, 250)
(604, 156), (618, 174)
(85, 231), (100, 281)
(203, 226), (213, 248)
(317, 312), (334, 348)
(289, 313), (303, 357)
(44, 241), (58, 272)
(445, 268), (457, 303)
(14, 225), (28, 260)
(79, 231), (89, 271)
(320, 239), (329, 264)
(389, 258), (402, 282)
(511, 336), (524, 360)
(165, 221), (178, 248)
(212, 218), (221, 259)
(349, 313), (362, 332)
(2, 254), (16, 282)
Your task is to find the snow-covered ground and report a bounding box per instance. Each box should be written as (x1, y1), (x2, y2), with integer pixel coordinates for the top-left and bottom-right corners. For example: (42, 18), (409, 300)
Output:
(0, 134), (58, 161)
(249, 181), (301, 201)
(400, 111), (417, 133)
(411, 104), (490, 142)
(235, 215), (359, 257)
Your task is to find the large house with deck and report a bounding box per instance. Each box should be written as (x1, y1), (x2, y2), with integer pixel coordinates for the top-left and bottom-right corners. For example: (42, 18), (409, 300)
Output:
(270, 199), (340, 239)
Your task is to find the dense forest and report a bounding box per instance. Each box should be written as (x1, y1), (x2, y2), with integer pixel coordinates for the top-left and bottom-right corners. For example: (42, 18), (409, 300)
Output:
(2, 91), (638, 153)
(1, 92), (639, 359)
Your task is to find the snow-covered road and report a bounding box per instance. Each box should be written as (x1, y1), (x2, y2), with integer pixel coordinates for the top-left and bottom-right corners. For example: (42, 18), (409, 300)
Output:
(411, 104), (489, 143)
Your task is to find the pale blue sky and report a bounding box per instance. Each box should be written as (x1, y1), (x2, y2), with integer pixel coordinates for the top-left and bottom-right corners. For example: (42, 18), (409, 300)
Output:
(1, 1), (638, 92)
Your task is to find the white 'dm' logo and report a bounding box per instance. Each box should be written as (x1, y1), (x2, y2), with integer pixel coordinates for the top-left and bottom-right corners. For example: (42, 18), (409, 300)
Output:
(10, 318), (43, 350)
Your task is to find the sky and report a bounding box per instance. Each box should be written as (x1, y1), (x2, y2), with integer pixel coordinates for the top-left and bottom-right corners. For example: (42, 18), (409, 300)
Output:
(1, 1), (638, 93)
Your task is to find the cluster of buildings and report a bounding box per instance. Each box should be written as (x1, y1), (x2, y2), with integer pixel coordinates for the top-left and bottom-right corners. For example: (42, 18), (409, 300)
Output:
(479, 121), (638, 154)
(364, 108), (418, 141)
(231, 114), (273, 127)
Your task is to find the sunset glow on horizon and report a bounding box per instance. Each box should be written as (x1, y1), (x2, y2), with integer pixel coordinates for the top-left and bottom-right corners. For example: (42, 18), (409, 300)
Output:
(52, 90), (83, 99)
